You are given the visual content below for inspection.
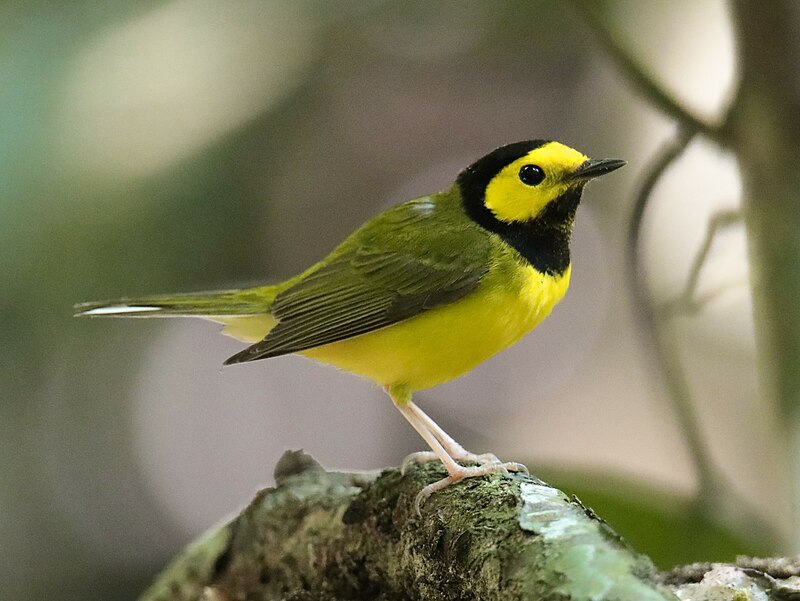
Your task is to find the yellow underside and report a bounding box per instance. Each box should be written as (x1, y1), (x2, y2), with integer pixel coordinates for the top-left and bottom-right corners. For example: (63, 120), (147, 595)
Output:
(214, 262), (571, 392)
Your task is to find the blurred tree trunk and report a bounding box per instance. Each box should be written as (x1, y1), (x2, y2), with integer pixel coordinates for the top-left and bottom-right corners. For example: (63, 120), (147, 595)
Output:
(729, 0), (800, 548)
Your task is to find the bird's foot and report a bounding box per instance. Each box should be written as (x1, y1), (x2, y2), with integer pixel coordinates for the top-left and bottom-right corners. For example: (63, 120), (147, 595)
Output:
(413, 461), (528, 515)
(402, 449), (525, 473)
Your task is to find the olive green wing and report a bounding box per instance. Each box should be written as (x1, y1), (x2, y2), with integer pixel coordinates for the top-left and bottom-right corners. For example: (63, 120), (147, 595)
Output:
(223, 200), (489, 364)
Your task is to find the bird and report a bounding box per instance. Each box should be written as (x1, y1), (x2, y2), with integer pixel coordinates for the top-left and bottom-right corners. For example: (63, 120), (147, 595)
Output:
(75, 140), (625, 510)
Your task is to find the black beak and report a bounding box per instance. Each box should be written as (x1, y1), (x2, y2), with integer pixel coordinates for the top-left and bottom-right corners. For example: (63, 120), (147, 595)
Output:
(570, 158), (626, 181)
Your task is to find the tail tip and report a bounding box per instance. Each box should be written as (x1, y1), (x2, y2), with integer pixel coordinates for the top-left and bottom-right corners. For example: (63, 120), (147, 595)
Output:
(74, 304), (161, 317)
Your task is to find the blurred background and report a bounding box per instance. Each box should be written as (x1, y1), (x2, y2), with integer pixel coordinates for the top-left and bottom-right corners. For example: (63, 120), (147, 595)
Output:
(1, 1), (788, 599)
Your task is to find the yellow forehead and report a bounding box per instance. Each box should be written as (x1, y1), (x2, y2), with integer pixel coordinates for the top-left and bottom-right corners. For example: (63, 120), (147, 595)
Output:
(513, 142), (588, 177)
(484, 142), (589, 223)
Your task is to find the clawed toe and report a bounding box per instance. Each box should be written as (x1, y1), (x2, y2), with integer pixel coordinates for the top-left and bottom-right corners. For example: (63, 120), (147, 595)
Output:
(457, 461), (528, 479)
(470, 452), (500, 464)
(401, 451), (439, 474)
(414, 476), (455, 515)
(501, 461), (528, 474)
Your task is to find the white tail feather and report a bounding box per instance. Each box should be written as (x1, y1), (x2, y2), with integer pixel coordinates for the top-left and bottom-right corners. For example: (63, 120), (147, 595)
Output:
(78, 305), (161, 316)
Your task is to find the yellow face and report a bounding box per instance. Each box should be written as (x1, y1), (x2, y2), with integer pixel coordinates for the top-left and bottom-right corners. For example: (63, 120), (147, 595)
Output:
(483, 141), (589, 223)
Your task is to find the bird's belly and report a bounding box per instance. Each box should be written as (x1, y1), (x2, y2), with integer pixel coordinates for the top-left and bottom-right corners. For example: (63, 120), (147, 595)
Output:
(302, 264), (571, 391)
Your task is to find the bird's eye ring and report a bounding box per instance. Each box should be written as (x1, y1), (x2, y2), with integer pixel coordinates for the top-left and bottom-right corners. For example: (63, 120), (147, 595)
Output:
(519, 164), (545, 186)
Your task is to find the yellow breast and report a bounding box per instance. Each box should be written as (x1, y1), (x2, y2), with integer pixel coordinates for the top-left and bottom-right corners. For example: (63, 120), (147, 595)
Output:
(302, 260), (571, 391)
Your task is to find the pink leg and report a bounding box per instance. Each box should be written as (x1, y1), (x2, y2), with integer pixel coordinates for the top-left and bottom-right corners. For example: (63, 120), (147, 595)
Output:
(389, 390), (527, 513)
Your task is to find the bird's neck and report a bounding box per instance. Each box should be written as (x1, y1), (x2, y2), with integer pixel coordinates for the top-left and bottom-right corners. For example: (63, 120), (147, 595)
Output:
(460, 186), (582, 276)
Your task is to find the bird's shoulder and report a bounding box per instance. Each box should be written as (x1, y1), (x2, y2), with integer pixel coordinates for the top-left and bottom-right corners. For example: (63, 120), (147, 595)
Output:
(287, 188), (494, 304)
(335, 188), (491, 262)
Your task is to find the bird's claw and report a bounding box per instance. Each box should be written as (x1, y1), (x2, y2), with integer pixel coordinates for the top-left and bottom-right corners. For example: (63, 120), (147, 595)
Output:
(502, 461), (529, 474)
(401, 451), (438, 474)
(414, 476), (454, 515)
(468, 452), (501, 464)
(412, 460), (530, 515)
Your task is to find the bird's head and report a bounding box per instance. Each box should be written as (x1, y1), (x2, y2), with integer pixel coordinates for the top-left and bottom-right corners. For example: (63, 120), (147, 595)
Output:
(457, 140), (625, 226)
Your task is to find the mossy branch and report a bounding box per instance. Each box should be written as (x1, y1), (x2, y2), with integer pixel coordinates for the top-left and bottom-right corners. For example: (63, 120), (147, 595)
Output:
(138, 451), (796, 601)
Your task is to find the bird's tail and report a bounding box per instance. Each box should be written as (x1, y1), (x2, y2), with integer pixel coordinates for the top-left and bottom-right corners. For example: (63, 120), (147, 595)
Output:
(74, 286), (278, 318)
(74, 286), (281, 343)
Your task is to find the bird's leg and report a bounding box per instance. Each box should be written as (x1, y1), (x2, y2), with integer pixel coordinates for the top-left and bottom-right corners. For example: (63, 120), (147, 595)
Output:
(409, 402), (501, 465)
(393, 401), (463, 476)
(400, 402), (493, 471)
(388, 387), (527, 513)
(402, 402), (528, 474)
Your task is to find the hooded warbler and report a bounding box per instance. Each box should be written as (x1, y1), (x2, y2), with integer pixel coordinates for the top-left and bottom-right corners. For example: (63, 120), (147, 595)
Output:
(76, 140), (625, 507)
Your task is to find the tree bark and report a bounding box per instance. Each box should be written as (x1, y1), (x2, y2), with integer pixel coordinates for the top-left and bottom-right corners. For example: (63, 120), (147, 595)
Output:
(137, 452), (798, 601)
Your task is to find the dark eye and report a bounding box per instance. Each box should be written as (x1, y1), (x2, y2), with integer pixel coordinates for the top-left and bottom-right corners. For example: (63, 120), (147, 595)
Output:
(519, 164), (545, 186)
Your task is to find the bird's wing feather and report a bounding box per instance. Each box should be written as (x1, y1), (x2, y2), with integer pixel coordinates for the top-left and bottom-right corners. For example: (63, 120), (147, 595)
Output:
(224, 198), (490, 364)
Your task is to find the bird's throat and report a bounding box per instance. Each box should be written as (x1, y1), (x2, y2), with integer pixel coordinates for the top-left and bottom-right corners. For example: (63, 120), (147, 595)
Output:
(461, 186), (581, 276)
